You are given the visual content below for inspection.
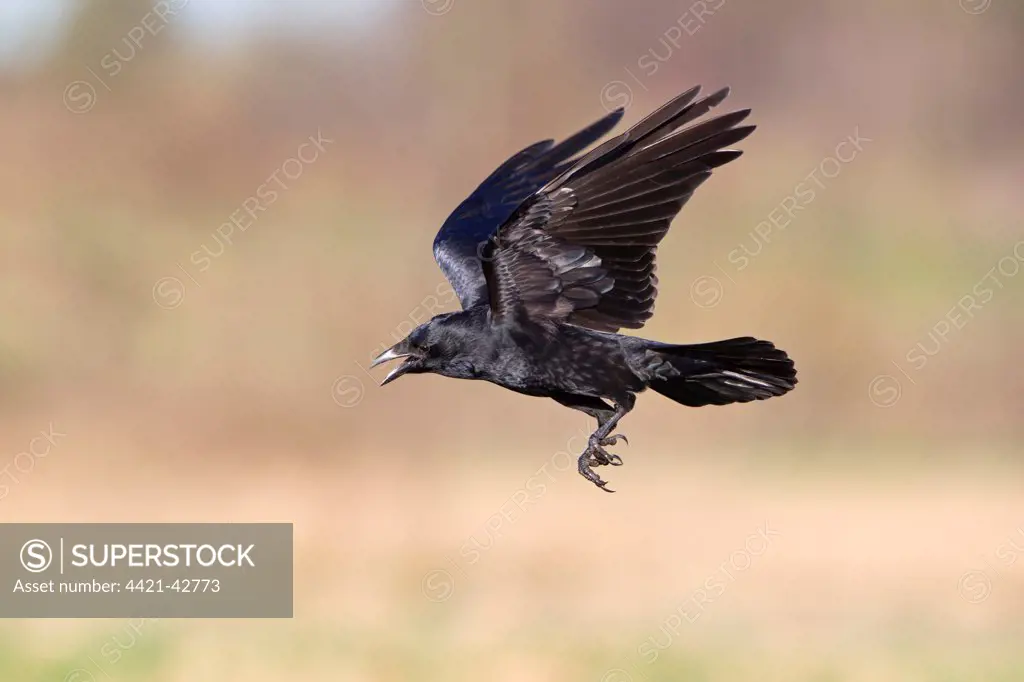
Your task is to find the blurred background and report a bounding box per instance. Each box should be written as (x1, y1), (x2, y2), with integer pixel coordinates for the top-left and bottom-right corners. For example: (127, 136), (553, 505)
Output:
(1, 0), (1023, 680)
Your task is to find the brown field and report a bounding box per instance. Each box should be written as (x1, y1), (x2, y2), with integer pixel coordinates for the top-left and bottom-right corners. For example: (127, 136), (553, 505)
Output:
(2, 415), (1023, 681)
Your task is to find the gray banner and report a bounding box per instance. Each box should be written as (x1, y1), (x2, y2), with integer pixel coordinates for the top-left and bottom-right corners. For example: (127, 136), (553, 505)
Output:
(0, 523), (292, 618)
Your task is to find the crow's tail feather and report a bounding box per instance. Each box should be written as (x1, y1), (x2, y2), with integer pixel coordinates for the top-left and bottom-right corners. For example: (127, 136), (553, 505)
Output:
(647, 337), (796, 407)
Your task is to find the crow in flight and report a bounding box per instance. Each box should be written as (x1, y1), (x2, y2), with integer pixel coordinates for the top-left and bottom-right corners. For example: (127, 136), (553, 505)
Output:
(371, 86), (797, 491)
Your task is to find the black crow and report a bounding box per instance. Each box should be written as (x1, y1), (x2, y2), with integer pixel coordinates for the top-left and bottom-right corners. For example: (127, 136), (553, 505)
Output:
(371, 86), (797, 491)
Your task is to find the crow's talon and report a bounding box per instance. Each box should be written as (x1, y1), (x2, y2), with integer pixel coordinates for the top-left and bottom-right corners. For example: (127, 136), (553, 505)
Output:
(587, 444), (623, 468)
(578, 442), (624, 491)
(600, 434), (628, 447)
(577, 451), (616, 491)
(589, 444), (625, 468)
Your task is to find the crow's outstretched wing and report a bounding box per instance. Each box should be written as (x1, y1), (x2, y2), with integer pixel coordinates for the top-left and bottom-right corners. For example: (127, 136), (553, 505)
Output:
(482, 86), (752, 332)
(433, 109), (624, 309)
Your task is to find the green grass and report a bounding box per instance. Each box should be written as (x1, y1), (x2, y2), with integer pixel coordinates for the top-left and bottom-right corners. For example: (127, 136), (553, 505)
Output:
(3, 621), (1021, 682)
(0, 624), (169, 682)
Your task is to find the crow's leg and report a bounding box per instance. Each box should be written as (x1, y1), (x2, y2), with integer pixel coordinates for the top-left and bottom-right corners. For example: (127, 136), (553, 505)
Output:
(551, 391), (622, 462)
(579, 394), (635, 492)
(551, 392), (636, 490)
(551, 392), (616, 429)
(551, 392), (623, 487)
(551, 392), (630, 449)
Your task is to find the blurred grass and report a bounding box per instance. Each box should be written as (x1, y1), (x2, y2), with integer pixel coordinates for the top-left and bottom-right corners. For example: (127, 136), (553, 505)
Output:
(1, 456), (1022, 682)
(1, 620), (1023, 682)
(0, 624), (168, 682)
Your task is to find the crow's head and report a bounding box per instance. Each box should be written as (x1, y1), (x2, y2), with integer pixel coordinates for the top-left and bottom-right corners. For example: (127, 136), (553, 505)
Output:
(369, 314), (469, 385)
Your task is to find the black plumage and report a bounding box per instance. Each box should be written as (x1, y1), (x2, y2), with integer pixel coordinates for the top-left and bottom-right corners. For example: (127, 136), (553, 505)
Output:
(372, 86), (797, 491)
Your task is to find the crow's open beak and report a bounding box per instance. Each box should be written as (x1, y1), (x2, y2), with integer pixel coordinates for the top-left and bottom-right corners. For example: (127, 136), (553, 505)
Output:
(370, 342), (417, 386)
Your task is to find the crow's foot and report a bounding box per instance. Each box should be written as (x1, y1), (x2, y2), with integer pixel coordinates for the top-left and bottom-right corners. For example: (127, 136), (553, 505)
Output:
(577, 451), (614, 492)
(589, 433), (627, 466)
(588, 444), (622, 467)
(576, 432), (630, 492)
